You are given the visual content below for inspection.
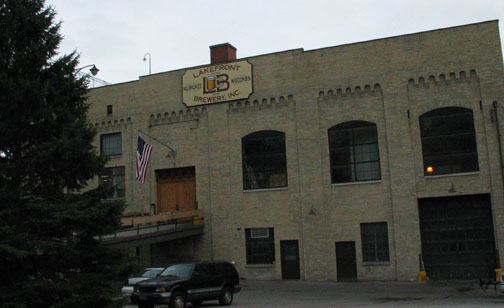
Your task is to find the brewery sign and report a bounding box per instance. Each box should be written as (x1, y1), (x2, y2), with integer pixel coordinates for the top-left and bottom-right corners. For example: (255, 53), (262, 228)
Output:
(182, 60), (253, 107)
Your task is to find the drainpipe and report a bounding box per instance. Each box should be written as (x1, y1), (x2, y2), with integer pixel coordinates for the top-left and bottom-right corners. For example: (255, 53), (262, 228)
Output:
(494, 102), (504, 187)
(492, 101), (502, 268)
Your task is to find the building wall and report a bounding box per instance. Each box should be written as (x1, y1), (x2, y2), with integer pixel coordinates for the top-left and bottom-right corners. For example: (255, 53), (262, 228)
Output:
(87, 21), (504, 281)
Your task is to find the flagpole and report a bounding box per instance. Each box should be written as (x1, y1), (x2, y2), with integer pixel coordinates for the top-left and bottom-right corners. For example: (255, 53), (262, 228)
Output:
(138, 129), (176, 156)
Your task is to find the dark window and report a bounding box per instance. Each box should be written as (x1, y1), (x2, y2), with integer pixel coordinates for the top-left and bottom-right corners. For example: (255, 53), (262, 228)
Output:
(194, 263), (216, 276)
(420, 107), (478, 176)
(100, 166), (125, 198)
(100, 133), (122, 156)
(245, 228), (275, 264)
(107, 105), (113, 115)
(242, 131), (287, 190)
(328, 121), (381, 183)
(360, 222), (390, 262)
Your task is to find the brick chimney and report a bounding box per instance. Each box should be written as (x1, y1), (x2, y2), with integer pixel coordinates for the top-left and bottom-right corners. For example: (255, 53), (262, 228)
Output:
(210, 43), (236, 64)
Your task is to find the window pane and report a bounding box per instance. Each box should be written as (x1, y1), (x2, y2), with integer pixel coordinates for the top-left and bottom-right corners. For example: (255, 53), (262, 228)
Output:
(267, 171), (287, 187)
(354, 143), (379, 162)
(244, 156), (264, 171)
(360, 222), (389, 262)
(355, 162), (380, 181)
(100, 133), (122, 156)
(420, 107), (478, 176)
(448, 132), (477, 153)
(422, 135), (447, 155)
(243, 139), (262, 155)
(328, 122), (380, 183)
(242, 131), (287, 190)
(263, 135), (285, 153)
(330, 147), (353, 165)
(329, 129), (352, 147)
(100, 166), (125, 199)
(246, 228), (275, 264)
(263, 153), (287, 170)
(332, 165), (354, 183)
(450, 152), (479, 173)
(353, 126), (377, 145)
(423, 154), (452, 175)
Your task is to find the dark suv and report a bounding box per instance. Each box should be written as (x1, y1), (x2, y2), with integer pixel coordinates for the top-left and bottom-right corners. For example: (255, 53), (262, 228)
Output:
(132, 261), (241, 308)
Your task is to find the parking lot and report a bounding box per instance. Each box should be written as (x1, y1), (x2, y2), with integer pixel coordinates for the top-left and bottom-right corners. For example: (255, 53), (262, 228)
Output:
(124, 279), (504, 307)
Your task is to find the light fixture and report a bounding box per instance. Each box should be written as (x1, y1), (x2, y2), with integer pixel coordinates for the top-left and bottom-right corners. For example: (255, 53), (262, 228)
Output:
(143, 52), (151, 75)
(76, 64), (99, 76)
(89, 65), (99, 76)
(426, 166), (434, 173)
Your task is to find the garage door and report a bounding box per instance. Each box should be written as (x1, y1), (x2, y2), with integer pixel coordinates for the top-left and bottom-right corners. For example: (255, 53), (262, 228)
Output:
(418, 194), (496, 280)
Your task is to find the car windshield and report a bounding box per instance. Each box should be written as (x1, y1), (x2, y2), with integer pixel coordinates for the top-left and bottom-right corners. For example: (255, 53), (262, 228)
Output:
(160, 264), (193, 278)
(141, 269), (163, 278)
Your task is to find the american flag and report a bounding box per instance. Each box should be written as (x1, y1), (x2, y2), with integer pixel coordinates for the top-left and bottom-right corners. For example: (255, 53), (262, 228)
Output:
(136, 136), (153, 183)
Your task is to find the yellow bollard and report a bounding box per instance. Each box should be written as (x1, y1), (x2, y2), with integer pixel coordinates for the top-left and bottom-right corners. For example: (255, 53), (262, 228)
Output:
(417, 271), (427, 282)
(495, 268), (502, 282)
(193, 216), (201, 225)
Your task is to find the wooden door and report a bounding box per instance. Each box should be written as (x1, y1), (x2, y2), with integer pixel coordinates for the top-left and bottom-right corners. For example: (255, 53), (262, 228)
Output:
(156, 167), (196, 213)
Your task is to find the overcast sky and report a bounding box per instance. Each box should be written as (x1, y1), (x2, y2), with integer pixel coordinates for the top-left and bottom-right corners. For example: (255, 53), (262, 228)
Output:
(45, 0), (504, 85)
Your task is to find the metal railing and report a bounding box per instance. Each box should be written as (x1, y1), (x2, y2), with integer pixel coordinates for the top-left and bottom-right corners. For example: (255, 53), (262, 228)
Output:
(100, 211), (204, 242)
(112, 215), (203, 238)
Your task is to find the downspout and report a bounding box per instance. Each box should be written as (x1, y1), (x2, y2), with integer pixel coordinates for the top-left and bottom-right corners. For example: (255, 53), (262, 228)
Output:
(492, 101), (502, 268)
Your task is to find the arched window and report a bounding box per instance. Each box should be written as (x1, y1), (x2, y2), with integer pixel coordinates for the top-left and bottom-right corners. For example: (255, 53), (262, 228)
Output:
(420, 107), (478, 176)
(328, 121), (381, 184)
(242, 130), (287, 190)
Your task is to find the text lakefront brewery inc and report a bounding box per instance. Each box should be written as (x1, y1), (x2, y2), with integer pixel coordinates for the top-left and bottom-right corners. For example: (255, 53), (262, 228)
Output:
(182, 60), (253, 106)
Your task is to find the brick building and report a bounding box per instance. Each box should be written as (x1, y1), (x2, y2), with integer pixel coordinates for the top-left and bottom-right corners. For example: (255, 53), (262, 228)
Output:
(88, 21), (504, 281)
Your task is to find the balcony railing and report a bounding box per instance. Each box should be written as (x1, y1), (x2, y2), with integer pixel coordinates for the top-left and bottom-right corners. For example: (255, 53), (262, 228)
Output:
(101, 210), (204, 246)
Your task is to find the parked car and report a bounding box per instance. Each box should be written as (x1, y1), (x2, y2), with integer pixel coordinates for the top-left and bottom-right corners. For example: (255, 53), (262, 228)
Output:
(122, 267), (165, 303)
(132, 261), (241, 308)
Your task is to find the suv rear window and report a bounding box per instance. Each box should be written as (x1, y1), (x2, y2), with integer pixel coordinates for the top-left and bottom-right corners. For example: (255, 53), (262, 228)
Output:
(160, 264), (193, 279)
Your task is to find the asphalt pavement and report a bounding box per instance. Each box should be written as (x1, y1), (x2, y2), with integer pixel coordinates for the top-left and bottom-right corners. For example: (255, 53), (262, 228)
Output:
(123, 279), (504, 307)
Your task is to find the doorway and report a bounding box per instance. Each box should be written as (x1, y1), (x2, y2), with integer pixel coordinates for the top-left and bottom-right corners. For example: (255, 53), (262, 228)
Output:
(156, 167), (197, 213)
(418, 194), (496, 280)
(281, 240), (300, 280)
(335, 241), (357, 281)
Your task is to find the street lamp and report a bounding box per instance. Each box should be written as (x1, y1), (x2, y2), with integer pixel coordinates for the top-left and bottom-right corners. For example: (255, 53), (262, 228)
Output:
(143, 53), (151, 75)
(76, 64), (99, 76)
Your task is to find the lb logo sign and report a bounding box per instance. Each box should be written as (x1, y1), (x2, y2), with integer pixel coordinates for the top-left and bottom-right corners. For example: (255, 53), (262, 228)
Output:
(182, 60), (253, 106)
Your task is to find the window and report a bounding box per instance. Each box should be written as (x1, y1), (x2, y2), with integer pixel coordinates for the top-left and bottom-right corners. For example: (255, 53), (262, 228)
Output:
(100, 166), (125, 198)
(100, 133), (122, 156)
(360, 222), (389, 262)
(245, 228), (275, 264)
(420, 107), (478, 176)
(242, 131), (287, 190)
(106, 105), (113, 115)
(328, 121), (381, 183)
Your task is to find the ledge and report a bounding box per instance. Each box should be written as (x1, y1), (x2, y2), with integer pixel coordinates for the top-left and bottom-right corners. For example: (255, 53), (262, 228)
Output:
(243, 187), (288, 193)
(332, 180), (381, 187)
(363, 262), (391, 267)
(424, 171), (480, 179)
(245, 264), (276, 268)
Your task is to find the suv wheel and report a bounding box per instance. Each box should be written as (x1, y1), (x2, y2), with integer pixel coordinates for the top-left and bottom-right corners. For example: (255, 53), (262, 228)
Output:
(219, 287), (233, 306)
(170, 291), (186, 308)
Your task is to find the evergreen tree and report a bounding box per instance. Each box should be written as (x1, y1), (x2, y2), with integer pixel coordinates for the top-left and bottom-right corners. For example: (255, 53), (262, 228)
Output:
(0, 1), (134, 307)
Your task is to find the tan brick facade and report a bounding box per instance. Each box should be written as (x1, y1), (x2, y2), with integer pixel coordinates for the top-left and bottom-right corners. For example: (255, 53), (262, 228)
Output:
(87, 21), (504, 281)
